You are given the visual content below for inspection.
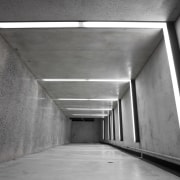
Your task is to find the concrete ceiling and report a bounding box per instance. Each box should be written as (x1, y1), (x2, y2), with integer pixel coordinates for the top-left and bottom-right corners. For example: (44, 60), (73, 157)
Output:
(0, 29), (162, 79)
(0, 0), (180, 21)
(0, 28), (162, 118)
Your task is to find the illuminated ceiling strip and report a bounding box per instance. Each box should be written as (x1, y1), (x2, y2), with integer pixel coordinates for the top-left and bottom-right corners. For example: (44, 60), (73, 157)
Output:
(0, 22), (163, 29)
(65, 108), (112, 111)
(41, 79), (87, 82)
(55, 98), (118, 101)
(72, 114), (108, 116)
(82, 22), (163, 29)
(117, 100), (121, 140)
(129, 82), (136, 142)
(40, 79), (130, 82)
(0, 22), (80, 28)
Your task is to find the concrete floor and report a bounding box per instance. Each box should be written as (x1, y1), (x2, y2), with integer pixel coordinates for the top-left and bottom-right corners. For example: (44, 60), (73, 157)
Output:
(0, 144), (178, 180)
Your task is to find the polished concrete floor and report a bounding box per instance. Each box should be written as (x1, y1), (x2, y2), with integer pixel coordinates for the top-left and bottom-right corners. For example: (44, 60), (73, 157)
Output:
(0, 144), (179, 180)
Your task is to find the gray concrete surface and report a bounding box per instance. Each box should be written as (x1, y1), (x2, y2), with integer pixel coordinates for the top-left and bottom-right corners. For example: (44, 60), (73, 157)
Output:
(0, 28), (162, 79)
(136, 39), (180, 158)
(71, 120), (101, 143)
(0, 35), (71, 163)
(103, 38), (180, 162)
(0, 28), (162, 117)
(0, 144), (179, 180)
(113, 103), (120, 140)
(0, 0), (180, 21)
(104, 117), (109, 140)
(121, 89), (140, 148)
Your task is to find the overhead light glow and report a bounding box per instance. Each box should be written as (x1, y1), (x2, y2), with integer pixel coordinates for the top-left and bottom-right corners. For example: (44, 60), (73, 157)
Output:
(56, 98), (88, 101)
(82, 22), (164, 29)
(41, 79), (87, 82)
(40, 78), (130, 82)
(0, 22), (80, 28)
(72, 114), (108, 117)
(65, 108), (112, 111)
(88, 79), (130, 82)
(117, 100), (121, 140)
(0, 22), (163, 29)
(55, 98), (118, 101)
(130, 82), (136, 142)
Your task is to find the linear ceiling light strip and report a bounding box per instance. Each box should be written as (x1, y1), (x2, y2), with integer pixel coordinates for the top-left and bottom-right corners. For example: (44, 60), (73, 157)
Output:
(0, 22), (80, 28)
(0, 22), (163, 29)
(40, 79), (130, 82)
(55, 98), (118, 101)
(72, 114), (108, 116)
(65, 108), (112, 111)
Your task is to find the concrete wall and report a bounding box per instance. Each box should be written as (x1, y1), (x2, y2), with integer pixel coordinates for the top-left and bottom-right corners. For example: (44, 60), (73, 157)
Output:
(71, 119), (101, 143)
(121, 89), (140, 148)
(136, 39), (180, 157)
(102, 38), (180, 163)
(0, 35), (71, 163)
(103, 89), (140, 149)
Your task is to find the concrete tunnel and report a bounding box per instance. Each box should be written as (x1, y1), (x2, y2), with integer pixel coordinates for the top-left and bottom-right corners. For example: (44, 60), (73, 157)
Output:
(0, 0), (180, 179)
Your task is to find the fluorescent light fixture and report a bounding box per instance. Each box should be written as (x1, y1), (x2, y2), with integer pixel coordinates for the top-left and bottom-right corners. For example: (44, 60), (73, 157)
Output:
(40, 78), (130, 82)
(72, 114), (108, 117)
(56, 98), (88, 101)
(117, 100), (121, 140)
(65, 108), (112, 111)
(55, 98), (118, 101)
(82, 22), (164, 29)
(130, 82), (136, 142)
(88, 79), (130, 82)
(0, 22), (163, 29)
(0, 22), (80, 28)
(41, 79), (87, 82)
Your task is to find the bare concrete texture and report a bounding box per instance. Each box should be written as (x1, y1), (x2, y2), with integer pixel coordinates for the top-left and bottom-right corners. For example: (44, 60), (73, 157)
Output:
(114, 104), (120, 140)
(136, 39), (180, 158)
(0, 144), (179, 180)
(0, 28), (162, 79)
(0, 35), (71, 163)
(103, 88), (142, 152)
(0, 0), (180, 21)
(40, 82), (128, 100)
(104, 117), (109, 140)
(56, 100), (113, 110)
(0, 28), (162, 117)
(71, 120), (101, 143)
(120, 89), (140, 148)
(103, 89), (140, 148)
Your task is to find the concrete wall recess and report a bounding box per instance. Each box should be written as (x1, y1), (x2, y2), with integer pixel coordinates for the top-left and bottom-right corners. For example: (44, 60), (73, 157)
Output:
(102, 38), (180, 164)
